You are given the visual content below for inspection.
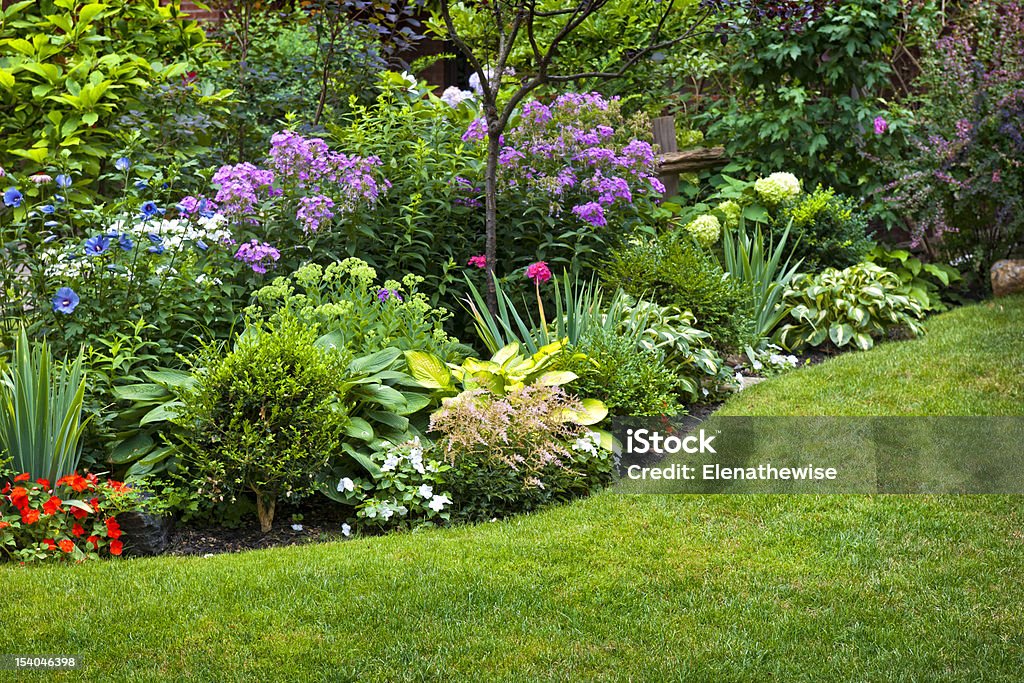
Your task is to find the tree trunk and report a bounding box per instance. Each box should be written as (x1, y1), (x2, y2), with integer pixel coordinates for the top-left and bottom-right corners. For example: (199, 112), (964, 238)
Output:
(255, 491), (275, 534)
(484, 120), (502, 315)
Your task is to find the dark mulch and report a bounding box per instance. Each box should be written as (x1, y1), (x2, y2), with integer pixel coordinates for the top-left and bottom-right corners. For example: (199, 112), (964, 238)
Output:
(164, 521), (347, 557)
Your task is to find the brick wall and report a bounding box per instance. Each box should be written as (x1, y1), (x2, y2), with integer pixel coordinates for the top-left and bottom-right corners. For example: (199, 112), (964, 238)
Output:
(178, 1), (225, 22)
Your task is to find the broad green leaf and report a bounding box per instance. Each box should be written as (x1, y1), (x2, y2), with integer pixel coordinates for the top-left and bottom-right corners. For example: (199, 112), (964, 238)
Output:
(112, 383), (168, 402)
(345, 417), (374, 442)
(403, 350), (453, 390)
(533, 371), (578, 387)
(108, 432), (154, 464)
(139, 401), (181, 425)
(348, 347), (400, 375)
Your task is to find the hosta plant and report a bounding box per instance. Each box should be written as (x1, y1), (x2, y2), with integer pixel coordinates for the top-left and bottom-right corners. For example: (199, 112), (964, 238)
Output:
(776, 262), (925, 352)
(866, 246), (962, 313)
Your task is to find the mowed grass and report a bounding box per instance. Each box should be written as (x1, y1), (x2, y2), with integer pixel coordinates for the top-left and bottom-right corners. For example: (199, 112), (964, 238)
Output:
(2, 297), (1023, 682)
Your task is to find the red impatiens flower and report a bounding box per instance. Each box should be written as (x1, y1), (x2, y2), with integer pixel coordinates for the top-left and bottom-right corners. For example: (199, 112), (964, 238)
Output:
(13, 473), (30, 482)
(105, 518), (122, 539)
(43, 538), (57, 550)
(86, 535), (100, 549)
(109, 540), (123, 556)
(59, 539), (74, 554)
(36, 478), (50, 489)
(10, 486), (29, 510)
(109, 480), (127, 493)
(58, 473), (90, 493)
(0, 521), (9, 530)
(21, 509), (40, 525)
(71, 523), (85, 537)
(42, 496), (63, 516)
(1, 482), (9, 494)
(70, 506), (89, 521)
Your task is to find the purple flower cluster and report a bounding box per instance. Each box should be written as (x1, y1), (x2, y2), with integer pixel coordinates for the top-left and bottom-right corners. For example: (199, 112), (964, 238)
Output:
(296, 194), (335, 234)
(212, 163), (276, 217)
(234, 240), (281, 274)
(177, 195), (218, 218)
(462, 92), (662, 228)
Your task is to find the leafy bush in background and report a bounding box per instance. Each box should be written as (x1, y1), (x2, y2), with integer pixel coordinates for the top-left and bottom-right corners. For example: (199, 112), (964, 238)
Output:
(774, 186), (874, 271)
(0, 0), (219, 191)
(866, 246), (962, 313)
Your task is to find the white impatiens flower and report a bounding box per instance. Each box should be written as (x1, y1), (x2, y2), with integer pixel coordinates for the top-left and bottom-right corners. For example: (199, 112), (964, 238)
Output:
(341, 523), (352, 537)
(291, 524), (304, 532)
(428, 494), (452, 512)
(337, 477), (355, 493)
(418, 484), (434, 499)
(572, 431), (601, 456)
(754, 172), (802, 205)
(381, 454), (401, 472)
(381, 507), (395, 520)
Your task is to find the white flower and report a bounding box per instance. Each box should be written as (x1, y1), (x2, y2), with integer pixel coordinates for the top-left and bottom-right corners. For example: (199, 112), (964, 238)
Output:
(428, 494), (451, 512)
(341, 523), (352, 537)
(735, 372), (744, 384)
(381, 507), (395, 520)
(408, 452), (425, 474)
(291, 524), (304, 531)
(418, 484), (433, 499)
(381, 454), (401, 472)
(337, 477), (355, 493)
(364, 506), (378, 519)
(440, 86), (475, 108)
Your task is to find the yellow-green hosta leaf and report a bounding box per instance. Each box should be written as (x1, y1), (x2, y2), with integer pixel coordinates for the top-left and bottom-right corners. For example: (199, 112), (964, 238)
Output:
(533, 371), (578, 387)
(402, 350), (453, 390)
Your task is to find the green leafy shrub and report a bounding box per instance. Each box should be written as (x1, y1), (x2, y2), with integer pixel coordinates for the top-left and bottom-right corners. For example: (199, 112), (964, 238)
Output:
(0, 0), (219, 187)
(428, 386), (613, 522)
(776, 262), (925, 352)
(775, 186), (874, 270)
(866, 246), (962, 312)
(250, 258), (467, 364)
(559, 328), (683, 416)
(174, 314), (354, 532)
(602, 232), (753, 350)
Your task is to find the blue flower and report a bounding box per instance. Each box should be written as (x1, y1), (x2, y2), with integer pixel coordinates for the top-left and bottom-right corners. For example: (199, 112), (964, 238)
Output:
(43, 221), (58, 228)
(84, 235), (111, 256)
(140, 200), (164, 219)
(3, 187), (22, 207)
(54, 194), (66, 203)
(114, 157), (131, 172)
(134, 180), (149, 191)
(118, 233), (134, 251)
(55, 174), (72, 189)
(195, 239), (209, 251)
(52, 287), (79, 314)
(43, 234), (59, 243)
(148, 244), (165, 255)
(40, 204), (56, 214)
(147, 233), (163, 244)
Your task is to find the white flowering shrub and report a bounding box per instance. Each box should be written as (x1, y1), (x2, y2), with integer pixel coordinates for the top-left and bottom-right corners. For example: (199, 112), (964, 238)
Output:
(754, 172), (802, 205)
(335, 438), (453, 532)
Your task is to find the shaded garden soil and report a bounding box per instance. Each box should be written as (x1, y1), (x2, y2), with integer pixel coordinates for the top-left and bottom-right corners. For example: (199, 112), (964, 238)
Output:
(165, 522), (347, 557)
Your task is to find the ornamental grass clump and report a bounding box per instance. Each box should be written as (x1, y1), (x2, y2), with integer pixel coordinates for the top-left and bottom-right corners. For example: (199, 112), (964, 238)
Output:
(174, 314), (353, 533)
(429, 386), (612, 521)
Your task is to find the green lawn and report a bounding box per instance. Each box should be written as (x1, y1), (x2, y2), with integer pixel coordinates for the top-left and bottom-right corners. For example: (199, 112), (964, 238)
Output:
(2, 297), (1023, 682)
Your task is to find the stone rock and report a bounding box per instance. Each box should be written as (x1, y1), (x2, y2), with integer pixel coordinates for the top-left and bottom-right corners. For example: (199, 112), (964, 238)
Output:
(991, 259), (1024, 297)
(116, 510), (174, 557)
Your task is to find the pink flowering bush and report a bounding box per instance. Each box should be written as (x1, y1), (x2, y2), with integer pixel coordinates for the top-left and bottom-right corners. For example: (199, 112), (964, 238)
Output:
(460, 92), (664, 276)
(429, 385), (612, 521)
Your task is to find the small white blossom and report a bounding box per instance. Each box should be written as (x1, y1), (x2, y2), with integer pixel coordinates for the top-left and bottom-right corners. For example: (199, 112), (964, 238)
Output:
(381, 454), (401, 472)
(418, 484), (434, 499)
(428, 494), (451, 512)
(291, 524), (304, 531)
(341, 523), (352, 537)
(337, 477), (355, 493)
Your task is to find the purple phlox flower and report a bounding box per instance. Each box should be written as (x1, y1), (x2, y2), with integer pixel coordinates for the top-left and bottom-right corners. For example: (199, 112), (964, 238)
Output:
(212, 162), (276, 218)
(572, 202), (607, 228)
(647, 176), (667, 195)
(462, 117), (488, 143)
(234, 239), (281, 274)
(296, 194), (336, 233)
(522, 100), (553, 126)
(377, 288), (402, 303)
(177, 195), (219, 218)
(52, 287), (79, 314)
(873, 116), (889, 135)
(498, 147), (526, 167)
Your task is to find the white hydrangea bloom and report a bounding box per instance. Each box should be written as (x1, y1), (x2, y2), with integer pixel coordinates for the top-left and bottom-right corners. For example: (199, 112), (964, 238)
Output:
(754, 172), (802, 205)
(683, 214), (722, 248)
(440, 86), (475, 108)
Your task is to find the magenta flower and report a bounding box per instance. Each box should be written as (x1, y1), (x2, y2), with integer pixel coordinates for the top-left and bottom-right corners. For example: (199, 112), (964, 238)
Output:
(234, 240), (280, 274)
(874, 116), (889, 135)
(526, 261), (552, 284)
(468, 255), (487, 269)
